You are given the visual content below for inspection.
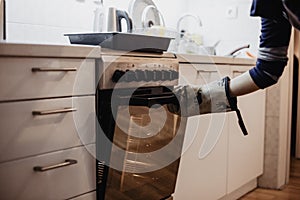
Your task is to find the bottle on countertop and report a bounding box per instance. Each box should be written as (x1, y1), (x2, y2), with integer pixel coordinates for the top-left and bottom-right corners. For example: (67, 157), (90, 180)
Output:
(93, 0), (105, 32)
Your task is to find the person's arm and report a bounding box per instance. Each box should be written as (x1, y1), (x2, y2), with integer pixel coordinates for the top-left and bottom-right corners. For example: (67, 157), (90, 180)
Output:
(169, 16), (292, 115)
(229, 71), (260, 96)
(229, 17), (292, 97)
(168, 1), (293, 135)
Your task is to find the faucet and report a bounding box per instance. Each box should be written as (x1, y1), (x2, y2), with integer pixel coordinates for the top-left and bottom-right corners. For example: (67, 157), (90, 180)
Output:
(226, 44), (250, 57)
(176, 14), (202, 35)
(173, 14), (202, 53)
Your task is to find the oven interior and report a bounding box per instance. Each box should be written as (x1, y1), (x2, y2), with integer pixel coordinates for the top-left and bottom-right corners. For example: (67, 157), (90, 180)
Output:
(96, 86), (186, 200)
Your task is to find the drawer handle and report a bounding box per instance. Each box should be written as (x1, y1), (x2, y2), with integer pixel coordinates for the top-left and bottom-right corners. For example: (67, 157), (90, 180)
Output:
(232, 70), (246, 78)
(32, 107), (77, 116)
(33, 159), (78, 172)
(232, 70), (245, 74)
(196, 69), (218, 73)
(32, 67), (77, 72)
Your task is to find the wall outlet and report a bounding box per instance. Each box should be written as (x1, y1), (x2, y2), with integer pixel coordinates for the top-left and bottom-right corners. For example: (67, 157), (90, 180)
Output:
(225, 6), (238, 19)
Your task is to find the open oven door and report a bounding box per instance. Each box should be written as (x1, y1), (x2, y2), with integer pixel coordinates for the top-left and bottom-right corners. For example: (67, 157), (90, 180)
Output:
(96, 87), (187, 200)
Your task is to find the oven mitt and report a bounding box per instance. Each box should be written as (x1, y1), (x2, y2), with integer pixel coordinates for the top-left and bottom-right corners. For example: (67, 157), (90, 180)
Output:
(168, 76), (248, 135)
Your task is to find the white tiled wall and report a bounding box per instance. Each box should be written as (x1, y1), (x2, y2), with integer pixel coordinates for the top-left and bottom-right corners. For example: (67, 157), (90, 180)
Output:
(185, 0), (260, 56)
(5, 0), (187, 44)
(5, 0), (259, 52)
(6, 0), (101, 44)
(8, 0), (96, 29)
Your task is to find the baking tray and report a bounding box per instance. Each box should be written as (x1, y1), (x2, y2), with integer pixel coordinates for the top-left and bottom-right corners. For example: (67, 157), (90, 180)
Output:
(65, 32), (173, 53)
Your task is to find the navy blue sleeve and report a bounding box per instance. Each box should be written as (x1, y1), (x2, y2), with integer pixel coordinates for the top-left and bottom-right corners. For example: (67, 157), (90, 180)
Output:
(259, 17), (291, 48)
(249, 16), (291, 89)
(251, 0), (284, 20)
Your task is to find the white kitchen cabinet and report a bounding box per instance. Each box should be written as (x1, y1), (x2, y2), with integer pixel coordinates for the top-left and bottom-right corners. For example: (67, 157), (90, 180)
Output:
(174, 63), (230, 200)
(0, 57), (95, 101)
(174, 114), (229, 200)
(174, 56), (265, 200)
(0, 145), (96, 200)
(227, 66), (265, 194)
(0, 96), (95, 162)
(0, 43), (100, 199)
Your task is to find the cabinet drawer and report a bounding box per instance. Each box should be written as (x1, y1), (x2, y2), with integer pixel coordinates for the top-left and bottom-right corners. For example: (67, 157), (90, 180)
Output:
(231, 66), (252, 78)
(0, 57), (96, 101)
(179, 64), (230, 85)
(0, 145), (96, 200)
(0, 96), (95, 162)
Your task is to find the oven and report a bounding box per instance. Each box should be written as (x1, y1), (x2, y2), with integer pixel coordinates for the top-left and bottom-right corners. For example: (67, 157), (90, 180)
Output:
(96, 51), (187, 200)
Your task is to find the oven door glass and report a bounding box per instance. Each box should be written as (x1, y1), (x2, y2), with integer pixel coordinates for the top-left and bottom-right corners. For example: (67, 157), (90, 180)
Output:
(104, 104), (184, 200)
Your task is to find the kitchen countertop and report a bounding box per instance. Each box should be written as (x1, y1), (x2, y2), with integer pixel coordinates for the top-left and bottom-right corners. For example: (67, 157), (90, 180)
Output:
(0, 42), (101, 58)
(0, 42), (255, 65)
(176, 53), (256, 66)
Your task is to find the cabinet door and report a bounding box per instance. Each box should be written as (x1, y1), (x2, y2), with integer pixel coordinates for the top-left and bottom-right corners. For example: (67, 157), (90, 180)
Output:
(227, 66), (266, 193)
(0, 96), (95, 162)
(0, 57), (96, 101)
(0, 145), (96, 200)
(174, 64), (230, 200)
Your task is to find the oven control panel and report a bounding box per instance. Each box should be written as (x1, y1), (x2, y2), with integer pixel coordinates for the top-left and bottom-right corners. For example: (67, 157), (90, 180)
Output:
(111, 69), (179, 83)
(99, 55), (179, 89)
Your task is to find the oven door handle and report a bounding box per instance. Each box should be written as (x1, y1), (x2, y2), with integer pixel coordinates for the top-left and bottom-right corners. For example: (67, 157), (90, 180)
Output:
(121, 93), (178, 107)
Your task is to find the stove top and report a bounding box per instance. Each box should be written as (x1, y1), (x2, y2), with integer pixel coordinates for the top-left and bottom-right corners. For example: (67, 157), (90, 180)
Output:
(98, 50), (179, 89)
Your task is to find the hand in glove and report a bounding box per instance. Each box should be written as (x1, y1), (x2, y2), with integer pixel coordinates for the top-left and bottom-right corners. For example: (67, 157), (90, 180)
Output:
(168, 77), (248, 135)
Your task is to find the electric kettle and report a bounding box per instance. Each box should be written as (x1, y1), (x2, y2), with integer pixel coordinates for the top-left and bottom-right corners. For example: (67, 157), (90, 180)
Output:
(107, 7), (133, 32)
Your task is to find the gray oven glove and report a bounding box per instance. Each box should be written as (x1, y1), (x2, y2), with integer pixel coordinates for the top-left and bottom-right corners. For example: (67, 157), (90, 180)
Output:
(168, 76), (248, 135)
